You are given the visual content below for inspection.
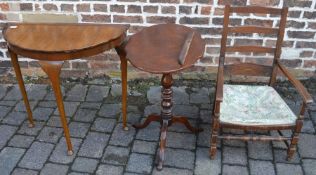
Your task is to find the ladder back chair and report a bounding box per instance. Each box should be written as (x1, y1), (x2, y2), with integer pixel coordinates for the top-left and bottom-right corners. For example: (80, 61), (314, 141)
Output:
(210, 5), (314, 160)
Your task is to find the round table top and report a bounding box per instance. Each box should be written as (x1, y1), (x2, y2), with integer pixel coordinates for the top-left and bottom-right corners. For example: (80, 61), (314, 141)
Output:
(3, 23), (128, 53)
(125, 24), (205, 74)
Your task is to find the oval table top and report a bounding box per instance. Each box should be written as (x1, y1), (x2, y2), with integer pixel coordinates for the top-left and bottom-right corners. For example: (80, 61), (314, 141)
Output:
(125, 24), (205, 74)
(3, 23), (129, 60)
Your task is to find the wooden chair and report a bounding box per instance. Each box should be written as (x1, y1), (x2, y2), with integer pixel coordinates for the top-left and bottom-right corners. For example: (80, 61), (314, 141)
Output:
(210, 5), (314, 160)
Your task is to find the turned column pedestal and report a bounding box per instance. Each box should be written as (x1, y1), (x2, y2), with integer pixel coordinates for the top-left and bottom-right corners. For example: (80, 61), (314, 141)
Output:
(124, 23), (206, 170)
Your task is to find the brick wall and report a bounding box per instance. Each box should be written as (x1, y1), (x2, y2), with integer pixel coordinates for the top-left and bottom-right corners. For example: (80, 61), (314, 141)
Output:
(0, 0), (315, 81)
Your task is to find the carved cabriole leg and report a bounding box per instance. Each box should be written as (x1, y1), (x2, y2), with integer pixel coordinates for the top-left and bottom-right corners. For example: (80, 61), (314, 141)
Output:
(287, 103), (306, 160)
(157, 74), (173, 170)
(38, 61), (73, 156)
(8, 49), (35, 128)
(115, 46), (128, 131)
(210, 102), (220, 159)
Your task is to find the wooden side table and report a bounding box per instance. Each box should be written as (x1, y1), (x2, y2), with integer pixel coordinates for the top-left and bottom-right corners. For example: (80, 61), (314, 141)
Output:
(125, 24), (206, 170)
(3, 23), (129, 155)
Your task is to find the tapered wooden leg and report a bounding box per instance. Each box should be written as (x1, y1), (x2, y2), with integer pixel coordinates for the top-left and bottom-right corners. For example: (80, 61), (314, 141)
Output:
(172, 116), (203, 133)
(157, 120), (168, 171)
(210, 102), (220, 159)
(8, 49), (34, 128)
(287, 104), (305, 160)
(116, 46), (128, 131)
(38, 61), (73, 155)
(133, 114), (161, 129)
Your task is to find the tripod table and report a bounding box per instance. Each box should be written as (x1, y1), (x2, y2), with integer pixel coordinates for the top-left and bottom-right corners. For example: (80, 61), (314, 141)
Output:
(124, 24), (206, 170)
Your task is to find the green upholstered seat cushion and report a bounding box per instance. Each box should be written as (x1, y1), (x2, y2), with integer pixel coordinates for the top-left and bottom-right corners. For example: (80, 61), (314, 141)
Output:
(220, 85), (297, 126)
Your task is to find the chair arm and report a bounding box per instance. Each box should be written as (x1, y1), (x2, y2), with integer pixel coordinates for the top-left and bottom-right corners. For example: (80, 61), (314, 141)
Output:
(215, 64), (224, 102)
(277, 61), (313, 104)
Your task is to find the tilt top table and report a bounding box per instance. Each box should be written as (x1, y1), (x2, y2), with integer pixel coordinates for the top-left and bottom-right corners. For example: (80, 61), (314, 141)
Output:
(3, 23), (129, 155)
(125, 24), (205, 170)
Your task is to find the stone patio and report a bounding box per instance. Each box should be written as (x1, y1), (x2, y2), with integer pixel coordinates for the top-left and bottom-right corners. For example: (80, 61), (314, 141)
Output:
(0, 78), (315, 175)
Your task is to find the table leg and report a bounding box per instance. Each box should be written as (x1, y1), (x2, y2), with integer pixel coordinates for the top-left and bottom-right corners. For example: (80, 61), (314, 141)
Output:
(115, 46), (128, 131)
(171, 116), (203, 133)
(133, 73), (202, 170)
(157, 119), (168, 170)
(38, 61), (73, 155)
(156, 74), (173, 170)
(8, 49), (35, 128)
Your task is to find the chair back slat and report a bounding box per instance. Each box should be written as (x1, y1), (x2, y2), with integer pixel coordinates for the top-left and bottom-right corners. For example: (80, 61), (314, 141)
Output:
(219, 5), (288, 78)
(226, 46), (275, 53)
(228, 26), (278, 34)
(230, 6), (282, 14)
(225, 63), (272, 77)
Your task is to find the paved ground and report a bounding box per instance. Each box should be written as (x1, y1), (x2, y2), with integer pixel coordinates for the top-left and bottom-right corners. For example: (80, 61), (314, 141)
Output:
(0, 78), (315, 175)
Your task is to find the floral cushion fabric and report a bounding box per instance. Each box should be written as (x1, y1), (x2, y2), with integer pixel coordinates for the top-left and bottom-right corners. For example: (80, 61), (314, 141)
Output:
(220, 85), (297, 126)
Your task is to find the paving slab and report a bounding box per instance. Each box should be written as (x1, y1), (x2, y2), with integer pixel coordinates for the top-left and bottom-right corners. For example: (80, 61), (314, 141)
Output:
(249, 160), (275, 175)
(78, 132), (110, 158)
(71, 157), (98, 173)
(8, 135), (35, 148)
(96, 164), (124, 175)
(222, 165), (249, 175)
(109, 123), (136, 147)
(19, 141), (54, 170)
(40, 163), (69, 175)
(126, 153), (153, 174)
(276, 163), (303, 175)
(65, 84), (88, 101)
(0, 147), (25, 175)
(69, 121), (90, 138)
(86, 85), (109, 102)
(49, 137), (82, 164)
(195, 147), (221, 175)
(102, 145), (130, 165)
(0, 125), (18, 149)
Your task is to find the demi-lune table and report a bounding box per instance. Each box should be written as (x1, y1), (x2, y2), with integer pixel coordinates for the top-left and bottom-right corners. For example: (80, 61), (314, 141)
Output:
(3, 23), (129, 155)
(125, 24), (205, 170)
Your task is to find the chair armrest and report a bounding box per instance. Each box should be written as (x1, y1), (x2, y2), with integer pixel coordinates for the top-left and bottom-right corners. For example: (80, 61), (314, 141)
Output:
(277, 61), (313, 104)
(215, 64), (224, 102)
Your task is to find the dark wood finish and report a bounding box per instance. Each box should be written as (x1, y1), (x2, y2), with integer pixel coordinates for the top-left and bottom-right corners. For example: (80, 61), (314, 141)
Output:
(218, 135), (292, 141)
(228, 26), (279, 34)
(172, 116), (203, 133)
(125, 24), (205, 74)
(126, 24), (205, 170)
(270, 7), (288, 86)
(224, 63), (272, 77)
(210, 5), (313, 160)
(277, 61), (313, 103)
(132, 74), (203, 170)
(3, 23), (129, 155)
(226, 46), (275, 53)
(230, 6), (282, 14)
(132, 115), (162, 129)
(178, 31), (195, 65)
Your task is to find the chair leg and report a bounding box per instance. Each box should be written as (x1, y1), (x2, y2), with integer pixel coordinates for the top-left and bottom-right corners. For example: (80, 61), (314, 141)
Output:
(288, 103), (306, 160)
(287, 118), (303, 160)
(210, 117), (220, 159)
(38, 61), (73, 155)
